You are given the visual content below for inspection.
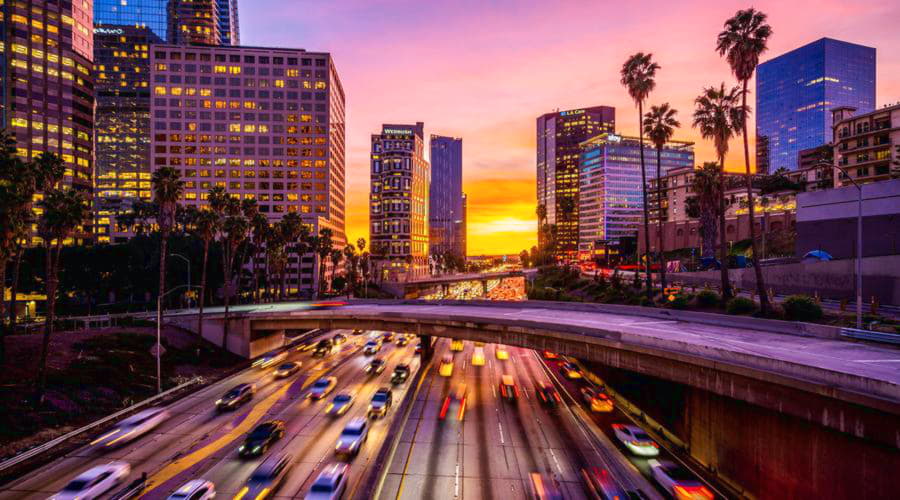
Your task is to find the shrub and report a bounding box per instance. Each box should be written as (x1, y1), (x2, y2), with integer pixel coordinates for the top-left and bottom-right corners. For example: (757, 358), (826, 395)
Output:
(726, 297), (758, 315)
(696, 289), (720, 308)
(667, 294), (690, 310)
(782, 295), (823, 322)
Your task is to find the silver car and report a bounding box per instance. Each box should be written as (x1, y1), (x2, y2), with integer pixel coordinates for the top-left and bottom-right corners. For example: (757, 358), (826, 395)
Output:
(304, 463), (349, 500)
(52, 461), (130, 500)
(90, 407), (169, 448)
(334, 418), (368, 458)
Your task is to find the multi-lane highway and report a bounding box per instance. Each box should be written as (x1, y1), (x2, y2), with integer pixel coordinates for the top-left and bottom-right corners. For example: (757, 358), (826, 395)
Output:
(0, 330), (420, 500)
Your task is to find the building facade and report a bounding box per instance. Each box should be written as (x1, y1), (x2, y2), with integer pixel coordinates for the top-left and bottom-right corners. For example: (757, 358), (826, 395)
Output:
(578, 133), (655, 255)
(370, 123), (430, 281)
(149, 44), (346, 292)
(94, 0), (167, 40)
(166, 0), (218, 45)
(537, 106), (615, 255)
(756, 38), (876, 173)
(1, 0), (95, 244)
(216, 0), (239, 45)
(429, 135), (465, 258)
(831, 104), (900, 187)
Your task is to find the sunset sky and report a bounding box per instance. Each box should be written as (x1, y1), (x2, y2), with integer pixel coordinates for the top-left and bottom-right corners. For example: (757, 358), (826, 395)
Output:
(243, 0), (900, 255)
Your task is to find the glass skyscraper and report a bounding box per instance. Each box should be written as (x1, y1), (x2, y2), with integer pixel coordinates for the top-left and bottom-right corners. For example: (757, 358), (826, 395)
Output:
(217, 0), (240, 45)
(756, 38), (875, 173)
(94, 0), (167, 40)
(429, 135), (465, 258)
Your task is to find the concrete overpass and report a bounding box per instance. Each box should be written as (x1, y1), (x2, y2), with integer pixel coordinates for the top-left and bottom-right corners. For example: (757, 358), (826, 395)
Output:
(167, 299), (900, 497)
(377, 268), (536, 298)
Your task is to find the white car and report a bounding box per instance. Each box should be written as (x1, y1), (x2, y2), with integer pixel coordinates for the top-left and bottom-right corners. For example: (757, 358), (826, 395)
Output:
(612, 423), (659, 457)
(334, 418), (369, 457)
(305, 463), (349, 500)
(166, 479), (216, 500)
(52, 461), (130, 500)
(91, 407), (169, 448)
(648, 459), (714, 499)
(308, 377), (338, 400)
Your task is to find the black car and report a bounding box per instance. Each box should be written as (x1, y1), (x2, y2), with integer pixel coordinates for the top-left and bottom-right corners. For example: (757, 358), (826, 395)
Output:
(382, 332), (394, 343)
(391, 364), (411, 384)
(536, 383), (561, 409)
(368, 388), (393, 418)
(365, 358), (386, 376)
(216, 383), (255, 411)
(238, 420), (285, 457)
(332, 333), (347, 346)
(313, 339), (334, 358)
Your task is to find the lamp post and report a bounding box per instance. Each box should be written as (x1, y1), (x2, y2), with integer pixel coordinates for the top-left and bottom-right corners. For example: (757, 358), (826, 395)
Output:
(156, 284), (201, 393)
(169, 253), (190, 308)
(833, 165), (863, 329)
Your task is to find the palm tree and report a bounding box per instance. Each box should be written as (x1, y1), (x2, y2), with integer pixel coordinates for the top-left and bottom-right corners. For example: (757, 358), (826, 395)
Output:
(192, 208), (220, 341)
(644, 103), (681, 289)
(268, 223), (289, 300)
(718, 7), (773, 314)
(329, 248), (344, 293)
(220, 200), (249, 348)
(314, 228), (333, 297)
(151, 167), (184, 312)
(249, 213), (269, 302)
(693, 83), (745, 299)
(278, 212), (303, 297)
(621, 52), (660, 299)
(34, 188), (89, 404)
(691, 163), (724, 262)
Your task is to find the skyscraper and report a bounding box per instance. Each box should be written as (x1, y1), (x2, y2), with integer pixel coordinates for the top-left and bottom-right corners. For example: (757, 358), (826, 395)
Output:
(167, 0), (219, 45)
(149, 45), (346, 292)
(429, 135), (465, 259)
(94, 0), (168, 40)
(216, 0), (240, 45)
(756, 38), (876, 173)
(370, 123), (430, 281)
(1, 0), (95, 244)
(537, 106), (615, 256)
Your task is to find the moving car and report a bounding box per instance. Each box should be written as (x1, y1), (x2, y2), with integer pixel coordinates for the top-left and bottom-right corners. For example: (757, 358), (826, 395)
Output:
(560, 362), (582, 380)
(216, 383), (255, 411)
(495, 347), (509, 360)
(543, 351), (559, 360)
(308, 377), (338, 400)
(581, 467), (628, 500)
(363, 339), (382, 355)
(254, 351), (288, 369)
(648, 460), (714, 500)
(450, 339), (464, 351)
(395, 335), (410, 347)
(364, 358), (386, 375)
(391, 364), (411, 384)
(529, 472), (564, 500)
(334, 418), (368, 457)
(90, 407), (169, 448)
(439, 355), (454, 377)
(612, 424), (660, 457)
(313, 339), (335, 358)
(580, 387), (614, 413)
(238, 420), (285, 457)
(304, 463), (349, 500)
(235, 454), (293, 500)
(273, 361), (301, 378)
(332, 333), (347, 346)
(52, 462), (130, 500)
(414, 342), (424, 355)
(167, 479), (216, 500)
(499, 375), (518, 402)
(439, 383), (468, 421)
(351, 329), (365, 335)
(367, 387), (393, 418)
(471, 347), (485, 366)
(382, 332), (395, 343)
(325, 393), (356, 417)
(535, 382), (561, 409)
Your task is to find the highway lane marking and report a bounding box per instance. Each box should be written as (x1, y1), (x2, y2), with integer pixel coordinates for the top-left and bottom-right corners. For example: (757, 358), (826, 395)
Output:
(548, 448), (563, 474)
(454, 463), (460, 498)
(498, 422), (505, 444)
(853, 359), (900, 363)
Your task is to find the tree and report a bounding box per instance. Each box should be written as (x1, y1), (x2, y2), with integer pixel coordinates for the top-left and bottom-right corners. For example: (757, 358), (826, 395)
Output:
(34, 188), (89, 404)
(644, 103), (680, 290)
(151, 167), (184, 314)
(249, 213), (269, 301)
(191, 207), (220, 341)
(219, 198), (248, 348)
(313, 228), (333, 297)
(329, 248), (344, 293)
(278, 212), (303, 297)
(621, 52), (660, 299)
(691, 163), (724, 261)
(693, 83), (744, 299)
(718, 8), (774, 314)
(342, 244), (359, 297)
(268, 222), (288, 300)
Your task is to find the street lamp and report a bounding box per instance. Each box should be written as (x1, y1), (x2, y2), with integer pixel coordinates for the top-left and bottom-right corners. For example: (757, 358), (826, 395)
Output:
(832, 165), (863, 330)
(156, 284), (201, 393)
(169, 253), (190, 308)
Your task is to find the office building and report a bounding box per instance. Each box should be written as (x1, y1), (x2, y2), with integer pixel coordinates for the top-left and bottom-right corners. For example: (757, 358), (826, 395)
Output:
(94, 0), (167, 40)
(537, 106), (615, 255)
(216, 0), (240, 45)
(149, 44), (346, 292)
(167, 0), (218, 45)
(1, 0), (95, 244)
(429, 135), (465, 258)
(832, 104), (900, 187)
(756, 38), (876, 173)
(93, 25), (164, 243)
(370, 123), (430, 280)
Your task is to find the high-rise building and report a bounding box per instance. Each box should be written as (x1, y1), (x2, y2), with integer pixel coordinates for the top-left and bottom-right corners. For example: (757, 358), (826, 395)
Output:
(149, 44), (346, 292)
(216, 0), (240, 45)
(370, 123), (430, 281)
(756, 38), (876, 173)
(577, 133), (691, 254)
(167, 0), (218, 45)
(1, 0), (95, 244)
(831, 104), (900, 187)
(537, 106), (615, 255)
(94, 0), (168, 40)
(429, 135), (465, 258)
(92, 24), (164, 243)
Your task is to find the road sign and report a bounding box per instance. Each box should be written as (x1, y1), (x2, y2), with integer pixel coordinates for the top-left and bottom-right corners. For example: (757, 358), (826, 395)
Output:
(150, 344), (166, 357)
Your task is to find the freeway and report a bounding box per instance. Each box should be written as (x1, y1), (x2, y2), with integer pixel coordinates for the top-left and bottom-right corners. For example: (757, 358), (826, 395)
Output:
(0, 330), (420, 500)
(379, 339), (663, 500)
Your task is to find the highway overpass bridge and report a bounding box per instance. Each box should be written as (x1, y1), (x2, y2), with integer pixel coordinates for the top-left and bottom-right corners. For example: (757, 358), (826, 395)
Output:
(166, 299), (900, 498)
(377, 268), (536, 298)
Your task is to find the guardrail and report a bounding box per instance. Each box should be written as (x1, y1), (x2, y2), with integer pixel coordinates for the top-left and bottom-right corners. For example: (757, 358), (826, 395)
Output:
(840, 328), (900, 345)
(0, 378), (201, 475)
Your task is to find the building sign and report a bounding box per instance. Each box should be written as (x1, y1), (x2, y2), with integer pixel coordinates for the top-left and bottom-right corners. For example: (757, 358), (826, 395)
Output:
(560, 109), (585, 117)
(94, 27), (125, 35)
(384, 128), (412, 135)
